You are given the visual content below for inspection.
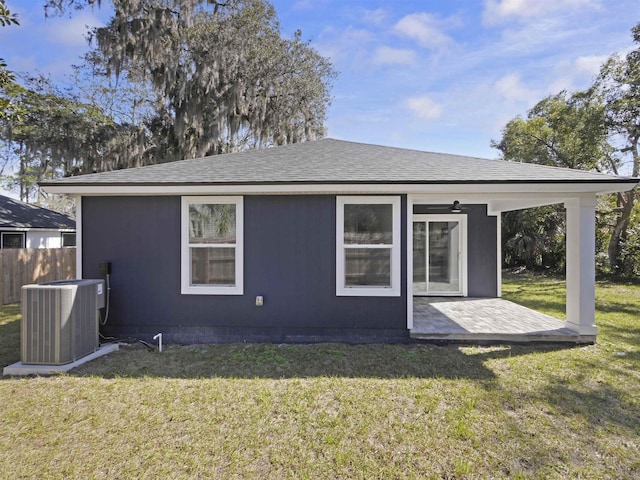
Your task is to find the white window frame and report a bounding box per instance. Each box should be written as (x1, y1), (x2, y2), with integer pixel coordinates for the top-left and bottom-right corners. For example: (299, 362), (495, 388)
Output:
(181, 196), (244, 295)
(336, 196), (401, 297)
(1, 232), (25, 249)
(412, 214), (468, 297)
(61, 232), (77, 248)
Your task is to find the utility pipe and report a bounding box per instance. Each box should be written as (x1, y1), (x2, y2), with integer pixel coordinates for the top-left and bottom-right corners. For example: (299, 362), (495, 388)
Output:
(153, 333), (163, 352)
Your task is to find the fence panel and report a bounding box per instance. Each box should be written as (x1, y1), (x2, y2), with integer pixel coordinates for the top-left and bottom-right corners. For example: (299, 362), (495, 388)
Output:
(0, 248), (76, 305)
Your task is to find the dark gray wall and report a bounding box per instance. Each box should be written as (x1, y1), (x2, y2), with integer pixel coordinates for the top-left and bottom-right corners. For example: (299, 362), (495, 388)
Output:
(82, 195), (408, 343)
(413, 204), (498, 297)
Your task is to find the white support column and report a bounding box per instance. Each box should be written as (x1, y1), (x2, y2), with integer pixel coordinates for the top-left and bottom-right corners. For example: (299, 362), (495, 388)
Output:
(406, 195), (414, 330)
(564, 196), (597, 336)
(497, 212), (502, 297)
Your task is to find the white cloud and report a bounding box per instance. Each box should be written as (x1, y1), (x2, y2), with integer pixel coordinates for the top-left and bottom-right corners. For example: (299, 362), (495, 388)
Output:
(499, 19), (566, 52)
(316, 26), (375, 64)
(547, 76), (574, 94)
(405, 95), (443, 120)
(483, 0), (599, 26)
(574, 54), (608, 75)
(547, 54), (608, 92)
(362, 8), (387, 26)
(43, 11), (104, 47)
(293, 0), (313, 10)
(494, 73), (538, 104)
(3, 55), (36, 74)
(293, 0), (330, 11)
(372, 46), (416, 66)
(394, 13), (454, 50)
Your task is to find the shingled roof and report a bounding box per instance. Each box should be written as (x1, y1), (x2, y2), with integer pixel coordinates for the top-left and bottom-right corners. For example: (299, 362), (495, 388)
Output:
(40, 138), (636, 187)
(0, 195), (75, 230)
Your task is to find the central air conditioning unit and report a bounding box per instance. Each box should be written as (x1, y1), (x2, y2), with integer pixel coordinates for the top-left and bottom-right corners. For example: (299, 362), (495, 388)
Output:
(21, 279), (105, 365)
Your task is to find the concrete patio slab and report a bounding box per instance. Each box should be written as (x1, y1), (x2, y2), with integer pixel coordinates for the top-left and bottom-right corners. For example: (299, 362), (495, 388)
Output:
(3, 343), (119, 376)
(411, 297), (595, 343)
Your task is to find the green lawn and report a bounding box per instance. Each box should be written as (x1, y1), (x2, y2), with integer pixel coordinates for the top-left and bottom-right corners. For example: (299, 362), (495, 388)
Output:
(0, 274), (639, 479)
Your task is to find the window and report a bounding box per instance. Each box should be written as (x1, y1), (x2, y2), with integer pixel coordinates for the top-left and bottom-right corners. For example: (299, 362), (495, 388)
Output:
(1, 232), (25, 249)
(61, 232), (76, 247)
(181, 196), (243, 295)
(336, 196), (401, 296)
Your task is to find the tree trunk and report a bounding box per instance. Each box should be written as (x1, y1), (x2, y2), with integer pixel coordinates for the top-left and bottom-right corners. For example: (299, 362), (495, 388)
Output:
(608, 134), (639, 273)
(18, 142), (25, 202)
(608, 190), (634, 273)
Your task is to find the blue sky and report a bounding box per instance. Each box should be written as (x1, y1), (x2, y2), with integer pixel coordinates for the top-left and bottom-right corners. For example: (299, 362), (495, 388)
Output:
(1, 0), (638, 164)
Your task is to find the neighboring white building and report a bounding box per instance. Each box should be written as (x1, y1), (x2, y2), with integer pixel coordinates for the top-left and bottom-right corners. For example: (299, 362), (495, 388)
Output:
(0, 195), (76, 249)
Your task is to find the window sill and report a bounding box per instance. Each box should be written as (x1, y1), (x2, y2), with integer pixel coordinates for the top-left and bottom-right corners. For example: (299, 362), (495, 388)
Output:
(336, 286), (400, 297)
(181, 285), (244, 295)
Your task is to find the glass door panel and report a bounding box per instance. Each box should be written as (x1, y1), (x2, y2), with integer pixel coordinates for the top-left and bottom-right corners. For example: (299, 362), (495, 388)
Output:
(428, 221), (460, 293)
(413, 222), (427, 294)
(413, 217), (464, 296)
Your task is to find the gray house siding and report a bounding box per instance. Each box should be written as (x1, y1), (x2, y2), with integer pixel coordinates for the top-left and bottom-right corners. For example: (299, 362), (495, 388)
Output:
(82, 195), (409, 343)
(413, 204), (498, 297)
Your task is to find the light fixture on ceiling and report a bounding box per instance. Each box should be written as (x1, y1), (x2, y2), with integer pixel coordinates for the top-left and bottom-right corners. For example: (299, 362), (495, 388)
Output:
(451, 200), (462, 213)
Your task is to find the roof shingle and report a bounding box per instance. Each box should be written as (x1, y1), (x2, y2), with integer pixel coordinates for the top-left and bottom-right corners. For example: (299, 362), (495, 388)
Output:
(40, 138), (636, 186)
(0, 195), (75, 229)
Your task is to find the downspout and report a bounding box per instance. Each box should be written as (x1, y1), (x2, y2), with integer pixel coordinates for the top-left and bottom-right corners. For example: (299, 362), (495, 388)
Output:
(74, 195), (82, 279)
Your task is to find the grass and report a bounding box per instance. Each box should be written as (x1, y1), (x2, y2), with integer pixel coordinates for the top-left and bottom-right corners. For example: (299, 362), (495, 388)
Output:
(0, 273), (639, 479)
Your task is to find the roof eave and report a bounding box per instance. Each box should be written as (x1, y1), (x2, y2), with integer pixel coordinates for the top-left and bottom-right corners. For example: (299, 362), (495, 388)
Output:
(40, 180), (638, 196)
(0, 226), (75, 231)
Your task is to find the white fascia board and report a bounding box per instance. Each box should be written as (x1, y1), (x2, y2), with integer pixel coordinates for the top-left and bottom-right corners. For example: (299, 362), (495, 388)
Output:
(411, 192), (604, 215)
(0, 227), (75, 232)
(41, 181), (637, 196)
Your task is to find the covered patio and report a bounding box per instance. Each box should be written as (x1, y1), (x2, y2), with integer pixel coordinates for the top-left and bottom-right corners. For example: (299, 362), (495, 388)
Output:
(410, 297), (593, 343)
(406, 193), (627, 344)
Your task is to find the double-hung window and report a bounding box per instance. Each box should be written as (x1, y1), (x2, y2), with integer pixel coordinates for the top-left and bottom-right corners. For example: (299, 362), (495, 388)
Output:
(336, 196), (401, 296)
(181, 196), (243, 295)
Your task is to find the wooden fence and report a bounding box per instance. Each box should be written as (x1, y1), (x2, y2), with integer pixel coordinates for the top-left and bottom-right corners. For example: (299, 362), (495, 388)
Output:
(0, 248), (76, 305)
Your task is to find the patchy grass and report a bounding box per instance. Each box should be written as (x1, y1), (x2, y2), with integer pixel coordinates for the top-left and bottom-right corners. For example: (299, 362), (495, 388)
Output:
(0, 275), (639, 479)
(0, 303), (20, 368)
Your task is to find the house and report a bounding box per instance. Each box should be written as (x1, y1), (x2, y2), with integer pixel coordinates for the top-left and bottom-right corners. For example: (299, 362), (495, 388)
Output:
(40, 139), (638, 344)
(0, 194), (76, 249)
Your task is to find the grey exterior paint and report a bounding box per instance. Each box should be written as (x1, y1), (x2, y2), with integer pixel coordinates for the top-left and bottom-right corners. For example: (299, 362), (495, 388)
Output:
(413, 204), (498, 297)
(39, 139), (639, 345)
(82, 195), (409, 343)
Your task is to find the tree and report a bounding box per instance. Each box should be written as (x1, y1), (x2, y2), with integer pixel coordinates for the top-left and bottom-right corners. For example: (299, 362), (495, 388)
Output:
(501, 205), (566, 272)
(0, 75), (144, 201)
(47, 0), (336, 162)
(0, 0), (20, 117)
(92, 0), (335, 161)
(0, 1), (18, 25)
(65, 53), (157, 170)
(491, 91), (611, 171)
(492, 91), (612, 272)
(591, 22), (640, 275)
(1, 0), (335, 208)
(493, 19), (640, 279)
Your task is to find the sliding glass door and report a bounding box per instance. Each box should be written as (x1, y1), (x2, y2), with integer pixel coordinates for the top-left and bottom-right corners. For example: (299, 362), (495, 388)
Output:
(413, 215), (466, 296)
